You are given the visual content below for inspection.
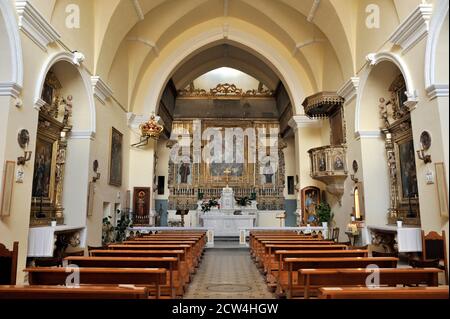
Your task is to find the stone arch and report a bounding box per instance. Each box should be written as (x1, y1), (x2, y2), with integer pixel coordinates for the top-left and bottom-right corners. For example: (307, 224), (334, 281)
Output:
(0, 0), (23, 91)
(355, 52), (416, 135)
(34, 51), (96, 227)
(136, 26), (308, 117)
(35, 52), (96, 135)
(425, 0), (449, 93)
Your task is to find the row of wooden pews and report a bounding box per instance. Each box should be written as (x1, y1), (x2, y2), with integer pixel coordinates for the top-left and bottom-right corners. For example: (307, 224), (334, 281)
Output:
(0, 231), (207, 299)
(250, 230), (449, 299)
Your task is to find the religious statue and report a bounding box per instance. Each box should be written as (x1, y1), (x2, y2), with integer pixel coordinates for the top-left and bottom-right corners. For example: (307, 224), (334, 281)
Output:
(179, 162), (191, 184)
(263, 161), (274, 184)
(305, 191), (318, 223)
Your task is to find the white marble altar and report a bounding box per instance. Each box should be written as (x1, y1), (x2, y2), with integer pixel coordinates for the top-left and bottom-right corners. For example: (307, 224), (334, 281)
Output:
(201, 214), (256, 237)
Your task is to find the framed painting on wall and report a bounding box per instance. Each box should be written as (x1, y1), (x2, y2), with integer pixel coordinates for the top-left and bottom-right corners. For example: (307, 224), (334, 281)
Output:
(109, 127), (123, 187)
(133, 187), (151, 222)
(86, 182), (95, 217)
(1, 161), (15, 217)
(435, 163), (448, 218)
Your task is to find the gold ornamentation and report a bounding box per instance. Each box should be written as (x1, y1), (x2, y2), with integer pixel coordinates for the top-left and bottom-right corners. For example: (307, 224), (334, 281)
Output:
(139, 115), (164, 140)
(178, 83), (275, 98)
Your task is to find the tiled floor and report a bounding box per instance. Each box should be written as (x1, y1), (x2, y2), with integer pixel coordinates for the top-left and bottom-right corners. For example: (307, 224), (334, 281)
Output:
(184, 248), (275, 299)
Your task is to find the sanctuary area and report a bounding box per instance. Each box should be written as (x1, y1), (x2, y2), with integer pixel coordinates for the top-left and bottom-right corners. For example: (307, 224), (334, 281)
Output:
(0, 0), (449, 301)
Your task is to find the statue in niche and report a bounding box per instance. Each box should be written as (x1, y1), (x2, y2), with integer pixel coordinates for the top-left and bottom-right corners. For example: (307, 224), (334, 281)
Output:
(178, 161), (191, 184)
(319, 156), (326, 171)
(263, 161), (274, 184)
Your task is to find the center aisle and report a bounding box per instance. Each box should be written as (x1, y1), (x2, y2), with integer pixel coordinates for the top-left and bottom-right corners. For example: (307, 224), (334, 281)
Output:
(184, 247), (275, 299)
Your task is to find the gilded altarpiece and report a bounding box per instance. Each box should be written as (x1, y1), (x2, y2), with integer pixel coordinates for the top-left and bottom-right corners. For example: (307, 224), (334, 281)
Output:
(31, 71), (73, 226)
(380, 75), (420, 225)
(167, 120), (285, 211)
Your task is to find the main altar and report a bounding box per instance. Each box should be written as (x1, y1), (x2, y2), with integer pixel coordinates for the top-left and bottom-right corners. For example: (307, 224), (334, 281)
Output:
(165, 120), (287, 236)
(199, 186), (257, 237)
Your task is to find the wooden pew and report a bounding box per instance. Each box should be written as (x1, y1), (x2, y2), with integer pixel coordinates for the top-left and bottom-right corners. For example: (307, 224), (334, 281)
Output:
(318, 286), (449, 299)
(25, 267), (167, 299)
(258, 244), (347, 273)
(107, 244), (196, 281)
(271, 250), (368, 286)
(299, 268), (442, 299)
(89, 250), (189, 294)
(0, 285), (149, 299)
(283, 257), (398, 298)
(65, 256), (181, 298)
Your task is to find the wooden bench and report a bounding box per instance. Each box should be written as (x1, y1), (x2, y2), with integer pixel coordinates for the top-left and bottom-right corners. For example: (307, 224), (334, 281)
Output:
(283, 257), (399, 298)
(0, 242), (19, 285)
(0, 285), (149, 299)
(64, 256), (182, 298)
(259, 244), (348, 273)
(25, 267), (167, 299)
(299, 267), (442, 299)
(318, 286), (449, 299)
(269, 250), (369, 287)
(107, 244), (197, 281)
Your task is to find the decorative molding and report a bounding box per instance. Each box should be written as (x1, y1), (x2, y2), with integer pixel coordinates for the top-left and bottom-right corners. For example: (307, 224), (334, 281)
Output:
(0, 82), (22, 98)
(69, 130), (96, 141)
(426, 84), (449, 100)
(404, 91), (419, 111)
(127, 37), (160, 56)
(388, 3), (433, 54)
(15, 0), (60, 52)
(288, 115), (322, 130)
(72, 51), (85, 66)
(34, 98), (46, 111)
(91, 76), (113, 105)
(337, 77), (360, 104)
(178, 83), (274, 98)
(132, 0), (144, 21)
(307, 0), (321, 23)
(355, 130), (383, 140)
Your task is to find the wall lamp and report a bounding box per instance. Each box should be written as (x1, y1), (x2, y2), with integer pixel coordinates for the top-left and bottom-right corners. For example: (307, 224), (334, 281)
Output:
(417, 131), (432, 164)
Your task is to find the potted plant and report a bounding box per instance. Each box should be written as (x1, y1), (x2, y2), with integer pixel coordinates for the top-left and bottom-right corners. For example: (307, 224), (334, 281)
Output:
(316, 202), (334, 229)
(201, 198), (219, 213)
(235, 196), (252, 207)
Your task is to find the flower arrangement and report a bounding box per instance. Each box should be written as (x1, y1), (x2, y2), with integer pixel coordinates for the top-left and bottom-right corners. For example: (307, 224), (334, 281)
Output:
(201, 198), (219, 212)
(235, 196), (252, 207)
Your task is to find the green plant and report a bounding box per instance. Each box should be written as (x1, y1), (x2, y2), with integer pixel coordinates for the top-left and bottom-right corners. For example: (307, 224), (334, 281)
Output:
(201, 199), (219, 212)
(115, 210), (132, 243)
(316, 202), (334, 224)
(235, 196), (252, 207)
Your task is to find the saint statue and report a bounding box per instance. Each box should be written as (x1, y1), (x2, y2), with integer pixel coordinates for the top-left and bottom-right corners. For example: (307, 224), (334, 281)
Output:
(179, 162), (191, 184)
(305, 192), (317, 223)
(263, 161), (274, 184)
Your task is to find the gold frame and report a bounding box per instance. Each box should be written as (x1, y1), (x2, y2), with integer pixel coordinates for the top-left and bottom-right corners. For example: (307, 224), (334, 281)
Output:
(435, 162), (449, 218)
(1, 161), (15, 217)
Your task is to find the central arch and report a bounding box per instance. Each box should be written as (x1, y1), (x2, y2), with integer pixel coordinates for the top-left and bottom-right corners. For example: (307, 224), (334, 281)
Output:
(133, 24), (312, 117)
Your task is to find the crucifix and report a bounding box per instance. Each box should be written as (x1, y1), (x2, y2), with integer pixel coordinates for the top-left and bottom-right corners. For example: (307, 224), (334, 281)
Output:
(224, 168), (232, 187)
